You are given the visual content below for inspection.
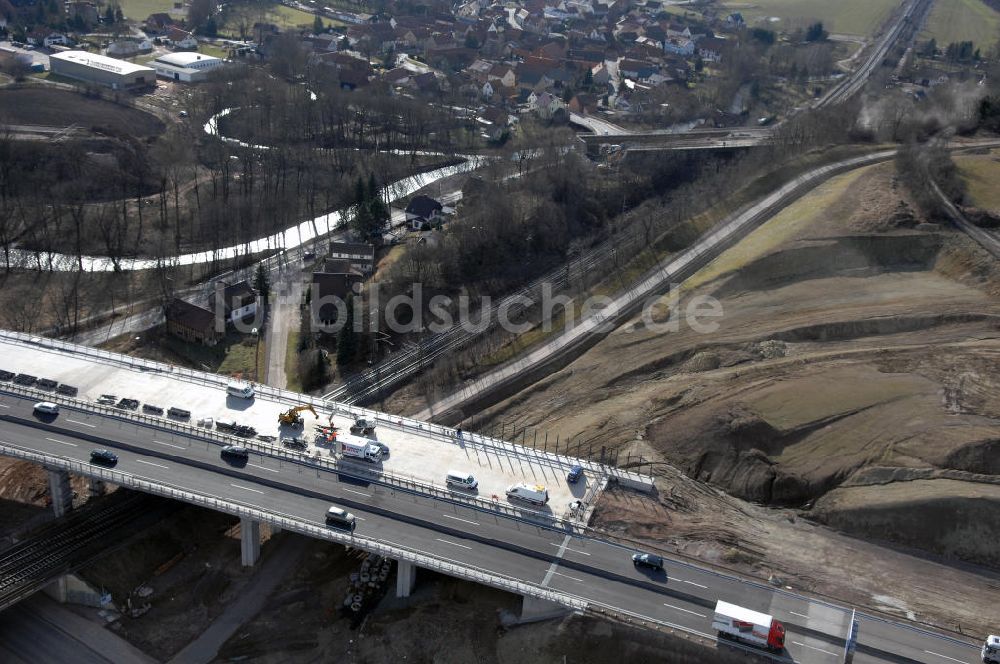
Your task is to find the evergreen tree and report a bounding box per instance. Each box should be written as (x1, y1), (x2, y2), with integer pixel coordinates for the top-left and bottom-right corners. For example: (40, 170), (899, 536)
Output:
(252, 263), (271, 302)
(805, 22), (827, 42)
(367, 173), (387, 224)
(312, 349), (328, 387)
(313, 15), (324, 34)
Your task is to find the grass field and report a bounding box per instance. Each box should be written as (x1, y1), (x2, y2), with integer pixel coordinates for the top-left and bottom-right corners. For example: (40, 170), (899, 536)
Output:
(956, 151), (1000, 213)
(722, 0), (898, 36)
(921, 0), (1000, 50)
(678, 165), (872, 294)
(0, 87), (164, 136)
(118, 0), (328, 31)
(163, 330), (265, 380)
(118, 0), (179, 22)
(216, 4), (339, 37)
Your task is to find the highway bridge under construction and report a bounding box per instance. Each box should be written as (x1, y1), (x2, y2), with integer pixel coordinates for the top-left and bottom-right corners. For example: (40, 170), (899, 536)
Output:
(0, 330), (983, 663)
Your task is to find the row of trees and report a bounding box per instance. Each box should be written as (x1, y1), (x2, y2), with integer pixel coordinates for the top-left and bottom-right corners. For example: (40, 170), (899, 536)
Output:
(2, 0), (125, 41)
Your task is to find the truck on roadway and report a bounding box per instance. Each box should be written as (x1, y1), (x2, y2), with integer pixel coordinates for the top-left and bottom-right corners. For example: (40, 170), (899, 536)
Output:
(711, 600), (785, 653)
(338, 432), (383, 463)
(984, 635), (1000, 663)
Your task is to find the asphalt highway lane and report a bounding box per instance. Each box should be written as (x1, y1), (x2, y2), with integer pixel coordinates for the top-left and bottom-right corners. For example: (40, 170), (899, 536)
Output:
(0, 392), (980, 664)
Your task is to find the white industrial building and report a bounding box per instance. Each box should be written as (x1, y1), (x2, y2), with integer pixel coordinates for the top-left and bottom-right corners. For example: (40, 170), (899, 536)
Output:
(49, 50), (155, 89)
(152, 52), (224, 82)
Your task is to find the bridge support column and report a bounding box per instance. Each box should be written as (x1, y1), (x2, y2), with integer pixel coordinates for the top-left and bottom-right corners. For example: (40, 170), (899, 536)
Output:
(520, 595), (571, 623)
(47, 470), (73, 518)
(88, 477), (106, 498)
(47, 576), (70, 603)
(395, 560), (417, 598)
(240, 517), (261, 567)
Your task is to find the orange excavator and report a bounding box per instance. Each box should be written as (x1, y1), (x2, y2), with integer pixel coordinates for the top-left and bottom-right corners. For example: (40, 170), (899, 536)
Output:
(277, 404), (318, 427)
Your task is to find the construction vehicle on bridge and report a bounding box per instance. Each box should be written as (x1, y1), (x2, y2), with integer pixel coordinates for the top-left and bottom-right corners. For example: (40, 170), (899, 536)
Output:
(278, 404), (318, 427)
(350, 417), (376, 436)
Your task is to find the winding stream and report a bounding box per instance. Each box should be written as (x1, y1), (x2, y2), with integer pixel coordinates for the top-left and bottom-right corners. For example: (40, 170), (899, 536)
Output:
(8, 107), (479, 272)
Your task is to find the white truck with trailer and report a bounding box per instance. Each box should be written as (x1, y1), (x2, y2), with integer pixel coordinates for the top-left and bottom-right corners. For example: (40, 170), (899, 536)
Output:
(711, 600), (786, 653)
(338, 432), (383, 463)
(984, 635), (1000, 664)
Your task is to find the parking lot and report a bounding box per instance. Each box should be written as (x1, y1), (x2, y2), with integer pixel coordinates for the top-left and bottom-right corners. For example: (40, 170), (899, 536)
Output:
(0, 335), (595, 518)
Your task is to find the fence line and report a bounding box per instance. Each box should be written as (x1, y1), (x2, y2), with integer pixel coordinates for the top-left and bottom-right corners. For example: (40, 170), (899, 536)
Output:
(0, 441), (587, 612)
(0, 381), (588, 529)
(0, 330), (654, 493)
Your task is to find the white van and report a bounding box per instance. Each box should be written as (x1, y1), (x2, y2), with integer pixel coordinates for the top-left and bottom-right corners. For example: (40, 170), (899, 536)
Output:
(226, 381), (254, 399)
(505, 483), (549, 506)
(446, 471), (478, 490)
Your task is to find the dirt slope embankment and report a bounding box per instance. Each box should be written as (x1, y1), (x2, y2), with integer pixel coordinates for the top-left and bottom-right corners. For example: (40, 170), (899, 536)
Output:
(466, 159), (1000, 579)
(813, 479), (1000, 567)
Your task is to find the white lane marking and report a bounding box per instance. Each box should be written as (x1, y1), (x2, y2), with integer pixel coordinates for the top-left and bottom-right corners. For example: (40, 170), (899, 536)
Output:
(435, 538), (472, 550)
(46, 437), (77, 447)
(789, 611), (810, 619)
(248, 463), (279, 473)
(549, 570), (585, 582)
(550, 542), (591, 556)
(65, 419), (96, 428)
(136, 459), (168, 469)
(677, 578), (708, 589)
(440, 514), (480, 526)
(791, 642), (839, 657)
(542, 535), (572, 587)
(341, 488), (369, 497)
(662, 603), (706, 618)
(0, 404), (8, 408)
(152, 439), (184, 449)
(230, 483), (264, 494)
(923, 651), (967, 664)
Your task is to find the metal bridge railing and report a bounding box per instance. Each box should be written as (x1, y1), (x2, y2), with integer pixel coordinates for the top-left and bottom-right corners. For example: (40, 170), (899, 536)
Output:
(2, 330), (654, 490)
(0, 381), (585, 529)
(0, 441), (587, 612)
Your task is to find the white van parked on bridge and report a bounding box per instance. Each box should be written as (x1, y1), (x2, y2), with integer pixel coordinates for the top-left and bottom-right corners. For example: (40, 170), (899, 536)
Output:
(505, 483), (548, 506)
(226, 381), (254, 399)
(446, 471), (478, 491)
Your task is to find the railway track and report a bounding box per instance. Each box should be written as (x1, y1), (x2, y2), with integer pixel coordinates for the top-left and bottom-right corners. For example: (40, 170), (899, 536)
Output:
(0, 491), (169, 612)
(817, 0), (931, 108)
(323, 227), (649, 405)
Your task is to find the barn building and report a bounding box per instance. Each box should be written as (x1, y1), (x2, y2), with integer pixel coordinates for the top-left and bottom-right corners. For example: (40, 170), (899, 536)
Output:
(49, 51), (155, 89)
(152, 52), (224, 82)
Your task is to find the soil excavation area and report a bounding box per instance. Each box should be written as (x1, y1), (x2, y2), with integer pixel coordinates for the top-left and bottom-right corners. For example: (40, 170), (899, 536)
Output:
(460, 158), (1000, 635)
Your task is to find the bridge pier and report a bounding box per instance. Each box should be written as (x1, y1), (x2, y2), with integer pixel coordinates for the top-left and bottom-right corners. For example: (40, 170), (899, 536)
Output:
(240, 517), (261, 567)
(395, 559), (417, 598)
(47, 470), (73, 517)
(88, 477), (106, 498)
(520, 595), (572, 623)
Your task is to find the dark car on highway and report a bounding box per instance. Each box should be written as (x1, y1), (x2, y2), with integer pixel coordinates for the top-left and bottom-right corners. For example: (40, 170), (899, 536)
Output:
(221, 445), (249, 460)
(90, 449), (118, 466)
(632, 552), (664, 571)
